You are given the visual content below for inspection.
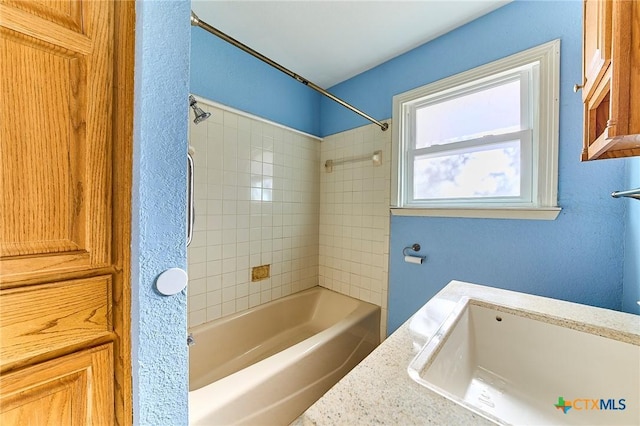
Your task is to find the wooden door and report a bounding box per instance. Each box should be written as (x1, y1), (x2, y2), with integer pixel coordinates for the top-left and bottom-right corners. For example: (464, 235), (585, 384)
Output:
(0, 0), (133, 424)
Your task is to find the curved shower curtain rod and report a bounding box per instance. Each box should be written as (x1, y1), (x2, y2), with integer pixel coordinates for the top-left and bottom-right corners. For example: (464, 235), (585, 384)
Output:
(190, 11), (388, 132)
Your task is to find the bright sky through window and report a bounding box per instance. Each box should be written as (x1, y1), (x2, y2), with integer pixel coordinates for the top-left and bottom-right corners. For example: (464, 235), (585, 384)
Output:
(414, 141), (521, 199)
(415, 79), (521, 149)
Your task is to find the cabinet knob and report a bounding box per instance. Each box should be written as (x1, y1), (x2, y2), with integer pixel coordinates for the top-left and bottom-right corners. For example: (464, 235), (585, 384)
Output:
(573, 83), (584, 93)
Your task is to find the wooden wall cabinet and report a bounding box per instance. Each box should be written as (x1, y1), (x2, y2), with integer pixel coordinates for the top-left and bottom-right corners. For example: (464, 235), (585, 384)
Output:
(580, 0), (640, 160)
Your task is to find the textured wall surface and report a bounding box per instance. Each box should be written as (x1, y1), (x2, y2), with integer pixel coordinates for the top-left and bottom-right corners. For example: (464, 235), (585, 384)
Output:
(313, 0), (628, 333)
(187, 98), (320, 328)
(190, 27), (321, 136)
(132, 1), (190, 424)
(622, 157), (640, 314)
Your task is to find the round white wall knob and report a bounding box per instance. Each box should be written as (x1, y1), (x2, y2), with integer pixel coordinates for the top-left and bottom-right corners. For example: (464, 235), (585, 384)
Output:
(156, 268), (188, 296)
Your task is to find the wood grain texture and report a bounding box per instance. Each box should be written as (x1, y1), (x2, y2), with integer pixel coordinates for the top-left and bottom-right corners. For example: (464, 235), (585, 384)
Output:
(1, 34), (76, 254)
(0, 344), (114, 426)
(581, 0), (640, 160)
(0, 4), (91, 53)
(111, 1), (135, 424)
(609, 0), (631, 137)
(0, 252), (91, 287)
(0, 276), (112, 372)
(1, 0), (132, 423)
(2, 0), (82, 32)
(627, 0), (640, 136)
(0, 0), (112, 278)
(582, 0), (612, 100)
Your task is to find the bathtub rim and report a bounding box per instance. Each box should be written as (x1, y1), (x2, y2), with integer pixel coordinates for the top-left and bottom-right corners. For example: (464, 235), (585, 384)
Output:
(189, 285), (360, 337)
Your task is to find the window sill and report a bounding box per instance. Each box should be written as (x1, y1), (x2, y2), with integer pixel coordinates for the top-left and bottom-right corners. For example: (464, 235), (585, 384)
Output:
(390, 206), (562, 220)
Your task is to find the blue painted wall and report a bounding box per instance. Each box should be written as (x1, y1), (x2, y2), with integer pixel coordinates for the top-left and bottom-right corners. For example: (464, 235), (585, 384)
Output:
(322, 1), (583, 136)
(186, 0), (633, 330)
(622, 157), (640, 314)
(317, 0), (628, 333)
(190, 26), (321, 136)
(132, 1), (190, 424)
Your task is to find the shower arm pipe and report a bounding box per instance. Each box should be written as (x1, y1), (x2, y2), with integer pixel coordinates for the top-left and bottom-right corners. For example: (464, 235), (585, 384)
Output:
(190, 11), (389, 132)
(611, 187), (640, 200)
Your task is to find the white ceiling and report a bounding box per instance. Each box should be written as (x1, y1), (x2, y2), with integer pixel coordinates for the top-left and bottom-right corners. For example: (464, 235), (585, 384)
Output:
(191, 1), (511, 88)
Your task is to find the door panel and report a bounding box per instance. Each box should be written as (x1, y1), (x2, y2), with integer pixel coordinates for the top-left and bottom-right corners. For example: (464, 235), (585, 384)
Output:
(2, 36), (82, 256)
(0, 276), (112, 372)
(1, 0), (83, 31)
(0, 0), (112, 285)
(0, 345), (114, 426)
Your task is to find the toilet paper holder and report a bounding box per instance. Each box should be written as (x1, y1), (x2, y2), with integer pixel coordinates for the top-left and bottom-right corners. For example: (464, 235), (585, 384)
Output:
(402, 243), (421, 256)
(403, 244), (426, 264)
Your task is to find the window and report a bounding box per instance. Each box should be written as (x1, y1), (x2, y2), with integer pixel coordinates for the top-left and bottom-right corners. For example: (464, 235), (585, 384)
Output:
(391, 40), (561, 220)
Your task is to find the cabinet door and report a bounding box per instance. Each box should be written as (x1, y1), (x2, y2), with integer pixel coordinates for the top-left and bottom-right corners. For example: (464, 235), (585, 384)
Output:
(0, 0), (113, 285)
(582, 0), (612, 99)
(581, 0), (640, 160)
(0, 276), (112, 372)
(0, 0), (133, 423)
(0, 345), (114, 425)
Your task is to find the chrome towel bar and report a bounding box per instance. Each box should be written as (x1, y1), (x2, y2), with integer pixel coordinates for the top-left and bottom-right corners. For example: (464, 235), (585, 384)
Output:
(325, 150), (382, 173)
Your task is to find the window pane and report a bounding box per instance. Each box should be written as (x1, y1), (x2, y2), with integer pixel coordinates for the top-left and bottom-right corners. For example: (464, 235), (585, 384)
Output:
(413, 141), (521, 200)
(415, 80), (521, 149)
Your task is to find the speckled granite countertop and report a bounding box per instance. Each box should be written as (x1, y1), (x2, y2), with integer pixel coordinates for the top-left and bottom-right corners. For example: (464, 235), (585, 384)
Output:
(297, 280), (640, 426)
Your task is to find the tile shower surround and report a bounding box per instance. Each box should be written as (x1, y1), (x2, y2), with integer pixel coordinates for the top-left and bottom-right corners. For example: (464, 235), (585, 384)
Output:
(187, 101), (320, 326)
(319, 123), (391, 337)
(188, 98), (390, 337)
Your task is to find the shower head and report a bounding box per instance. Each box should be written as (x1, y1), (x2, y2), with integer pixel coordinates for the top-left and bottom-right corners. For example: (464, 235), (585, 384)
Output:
(189, 95), (211, 124)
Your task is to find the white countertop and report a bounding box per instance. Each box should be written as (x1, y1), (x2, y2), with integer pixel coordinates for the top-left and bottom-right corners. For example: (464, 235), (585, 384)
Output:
(298, 280), (640, 425)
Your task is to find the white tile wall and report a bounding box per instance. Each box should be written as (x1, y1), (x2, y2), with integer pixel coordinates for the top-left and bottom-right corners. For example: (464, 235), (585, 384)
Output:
(319, 121), (391, 337)
(188, 99), (320, 327)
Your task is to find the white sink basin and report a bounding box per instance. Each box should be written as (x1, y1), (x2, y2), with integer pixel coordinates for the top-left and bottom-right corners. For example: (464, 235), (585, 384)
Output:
(408, 298), (640, 425)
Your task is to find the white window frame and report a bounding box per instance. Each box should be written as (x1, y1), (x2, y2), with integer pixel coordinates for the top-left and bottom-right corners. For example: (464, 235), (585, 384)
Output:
(391, 39), (561, 220)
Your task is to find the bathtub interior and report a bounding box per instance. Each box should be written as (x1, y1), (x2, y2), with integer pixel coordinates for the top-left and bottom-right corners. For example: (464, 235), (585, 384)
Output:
(188, 287), (381, 425)
(189, 287), (362, 391)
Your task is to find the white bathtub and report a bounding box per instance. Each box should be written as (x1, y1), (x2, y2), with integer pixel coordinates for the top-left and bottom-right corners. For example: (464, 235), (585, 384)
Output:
(188, 286), (381, 425)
